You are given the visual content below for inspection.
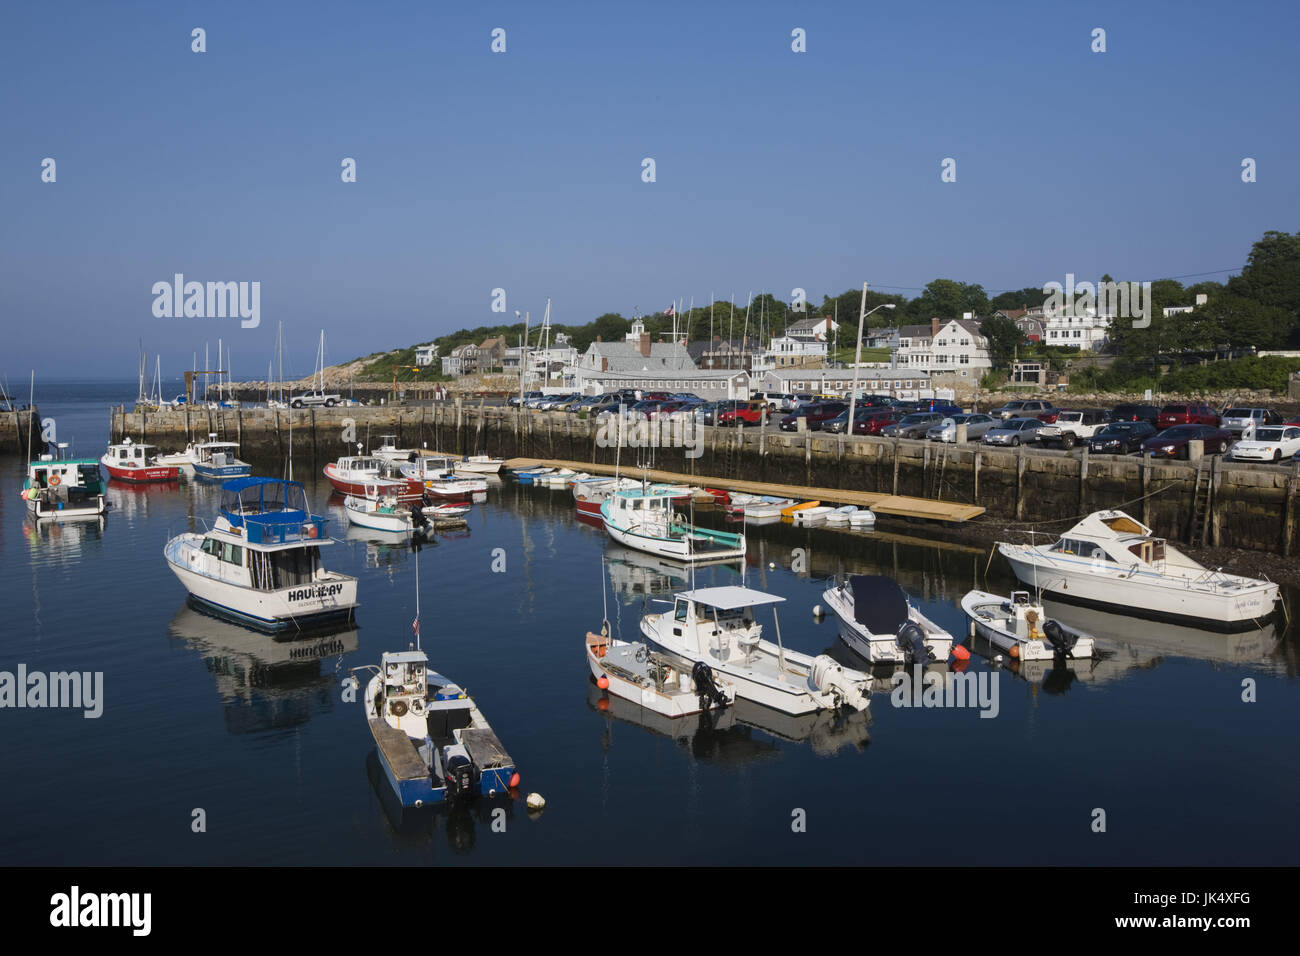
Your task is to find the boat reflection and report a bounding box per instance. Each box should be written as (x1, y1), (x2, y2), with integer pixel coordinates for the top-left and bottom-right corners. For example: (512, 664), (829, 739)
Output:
(23, 514), (106, 558)
(586, 682), (871, 759)
(168, 601), (358, 734)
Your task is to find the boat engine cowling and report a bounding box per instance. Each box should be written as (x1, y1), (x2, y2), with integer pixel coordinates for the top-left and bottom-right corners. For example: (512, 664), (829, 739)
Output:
(1042, 619), (1079, 656)
(896, 622), (931, 664)
(810, 655), (869, 711)
(441, 743), (478, 799)
(691, 661), (728, 710)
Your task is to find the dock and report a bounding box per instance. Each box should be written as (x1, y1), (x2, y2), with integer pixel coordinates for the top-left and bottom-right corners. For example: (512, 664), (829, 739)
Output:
(503, 458), (985, 523)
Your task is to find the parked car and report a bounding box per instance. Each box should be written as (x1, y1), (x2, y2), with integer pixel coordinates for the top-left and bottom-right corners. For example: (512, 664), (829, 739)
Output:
(991, 399), (1055, 421)
(716, 400), (769, 427)
(917, 400), (964, 417)
(1220, 407), (1282, 435)
(1110, 403), (1161, 425)
(1085, 421), (1158, 455)
(982, 417), (1045, 447)
(1141, 424), (1233, 459)
(882, 412), (944, 439)
(824, 407), (901, 435)
(290, 389), (340, 408)
(926, 413), (996, 443)
(509, 390), (543, 408)
(1037, 409), (1112, 449)
(1231, 425), (1300, 463)
(1156, 402), (1221, 429)
(778, 400), (848, 432)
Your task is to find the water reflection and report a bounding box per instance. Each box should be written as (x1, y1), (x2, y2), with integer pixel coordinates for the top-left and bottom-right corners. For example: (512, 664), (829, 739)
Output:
(168, 601), (357, 734)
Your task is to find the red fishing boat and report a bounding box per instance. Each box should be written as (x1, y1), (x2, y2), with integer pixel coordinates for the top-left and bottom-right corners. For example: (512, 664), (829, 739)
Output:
(323, 456), (424, 500)
(100, 439), (181, 483)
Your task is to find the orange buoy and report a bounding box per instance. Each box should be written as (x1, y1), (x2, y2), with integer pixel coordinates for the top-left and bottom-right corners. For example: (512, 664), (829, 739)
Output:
(509, 772), (520, 789)
(597, 698), (609, 711)
(1009, 645), (1020, 659)
(951, 645), (971, 661)
(596, 675), (609, 690)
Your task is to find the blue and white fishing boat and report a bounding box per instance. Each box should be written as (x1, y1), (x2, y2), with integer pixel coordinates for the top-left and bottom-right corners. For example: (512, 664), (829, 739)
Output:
(600, 484), (745, 563)
(191, 441), (252, 480)
(350, 648), (520, 809)
(164, 477), (358, 631)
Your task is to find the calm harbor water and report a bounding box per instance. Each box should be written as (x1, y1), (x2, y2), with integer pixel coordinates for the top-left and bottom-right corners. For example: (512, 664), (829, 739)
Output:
(2, 382), (1298, 865)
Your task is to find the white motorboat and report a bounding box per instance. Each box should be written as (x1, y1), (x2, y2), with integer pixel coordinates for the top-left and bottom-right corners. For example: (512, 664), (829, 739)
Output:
(791, 505), (834, 525)
(453, 454), (504, 475)
(822, 575), (954, 664)
(586, 623), (734, 718)
(398, 456), (488, 498)
(640, 586), (870, 715)
(743, 496), (795, 519)
(191, 441), (252, 480)
(153, 441), (203, 476)
(823, 505), (857, 526)
(960, 589), (1095, 660)
(997, 509), (1280, 631)
(164, 477), (359, 632)
(601, 485), (746, 563)
(848, 508), (876, 529)
(535, 467), (579, 487)
(342, 487), (433, 536)
(371, 435), (420, 464)
(21, 449), (108, 520)
(350, 648), (519, 809)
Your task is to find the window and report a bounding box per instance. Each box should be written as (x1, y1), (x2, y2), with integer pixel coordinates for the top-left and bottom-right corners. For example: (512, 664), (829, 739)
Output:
(201, 538), (220, 556)
(674, 600), (689, 623)
(222, 542), (243, 565)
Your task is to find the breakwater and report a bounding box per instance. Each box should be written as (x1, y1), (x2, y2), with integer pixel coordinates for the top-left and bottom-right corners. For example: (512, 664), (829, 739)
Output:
(108, 402), (1300, 557)
(0, 407), (39, 455)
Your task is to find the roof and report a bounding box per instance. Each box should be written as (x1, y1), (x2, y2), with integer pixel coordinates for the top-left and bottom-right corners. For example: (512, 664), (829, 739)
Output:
(678, 586), (785, 610)
(382, 649), (429, 665)
(584, 341), (696, 371)
(786, 316), (831, 332)
(197, 441), (240, 448)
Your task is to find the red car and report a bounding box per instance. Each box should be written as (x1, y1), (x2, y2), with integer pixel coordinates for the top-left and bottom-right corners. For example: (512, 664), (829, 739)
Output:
(1157, 402), (1221, 429)
(715, 400), (769, 427)
(1141, 424), (1234, 459)
(857, 410), (904, 436)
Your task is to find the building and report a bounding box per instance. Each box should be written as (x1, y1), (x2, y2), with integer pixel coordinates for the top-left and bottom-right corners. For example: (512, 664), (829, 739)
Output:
(1162, 293), (1209, 318)
(441, 343), (478, 376)
(994, 309), (1044, 343)
(784, 315), (835, 343)
(414, 343), (438, 367)
(751, 335), (827, 373)
(477, 336), (506, 371)
(753, 367), (939, 401)
(565, 367), (751, 399)
(895, 317), (992, 381)
(686, 338), (759, 370)
(1042, 308), (1112, 350)
(578, 332), (695, 375)
(864, 327), (898, 349)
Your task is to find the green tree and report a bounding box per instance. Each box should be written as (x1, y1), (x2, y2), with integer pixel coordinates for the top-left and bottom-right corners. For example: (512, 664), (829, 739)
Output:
(979, 313), (1025, 368)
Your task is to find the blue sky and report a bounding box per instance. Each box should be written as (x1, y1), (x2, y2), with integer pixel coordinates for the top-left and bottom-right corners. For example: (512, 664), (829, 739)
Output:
(3, 0), (1298, 380)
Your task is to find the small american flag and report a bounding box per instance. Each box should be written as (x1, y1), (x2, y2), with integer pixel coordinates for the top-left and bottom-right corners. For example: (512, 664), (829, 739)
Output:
(412, 617), (420, 638)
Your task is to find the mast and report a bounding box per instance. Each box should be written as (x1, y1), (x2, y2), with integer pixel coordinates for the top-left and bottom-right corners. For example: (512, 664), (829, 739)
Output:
(26, 371), (34, 462)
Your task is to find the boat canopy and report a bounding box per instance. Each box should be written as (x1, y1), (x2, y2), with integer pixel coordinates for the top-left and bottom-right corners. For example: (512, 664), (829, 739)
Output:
(219, 478), (324, 543)
(848, 575), (909, 633)
(679, 586), (785, 611)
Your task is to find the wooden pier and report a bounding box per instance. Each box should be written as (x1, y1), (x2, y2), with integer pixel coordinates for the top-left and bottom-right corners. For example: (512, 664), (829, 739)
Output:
(503, 457), (985, 523)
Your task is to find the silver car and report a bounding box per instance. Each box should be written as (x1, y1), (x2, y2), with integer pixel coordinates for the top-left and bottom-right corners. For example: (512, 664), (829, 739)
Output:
(981, 417), (1044, 446)
(927, 413), (995, 442)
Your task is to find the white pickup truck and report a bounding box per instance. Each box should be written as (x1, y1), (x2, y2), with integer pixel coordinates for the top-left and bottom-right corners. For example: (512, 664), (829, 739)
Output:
(289, 390), (341, 408)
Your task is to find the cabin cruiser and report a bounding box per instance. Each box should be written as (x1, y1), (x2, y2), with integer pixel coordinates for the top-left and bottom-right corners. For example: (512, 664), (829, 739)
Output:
(191, 441), (252, 480)
(822, 575), (954, 664)
(452, 454), (504, 475)
(324, 455), (424, 500)
(601, 485), (745, 563)
(371, 435), (421, 464)
(960, 590), (1095, 660)
(350, 648), (519, 808)
(164, 477), (358, 631)
(100, 437), (180, 483)
(997, 509), (1280, 631)
(21, 449), (108, 520)
(640, 586), (870, 715)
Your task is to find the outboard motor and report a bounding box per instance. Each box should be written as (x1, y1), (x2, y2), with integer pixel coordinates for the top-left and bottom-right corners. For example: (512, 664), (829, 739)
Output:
(410, 502), (428, 535)
(692, 661), (729, 711)
(441, 743), (478, 799)
(1042, 619), (1079, 657)
(896, 622), (931, 665)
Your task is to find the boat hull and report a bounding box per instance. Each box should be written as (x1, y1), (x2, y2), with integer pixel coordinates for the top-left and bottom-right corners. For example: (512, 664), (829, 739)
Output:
(1000, 547), (1279, 632)
(193, 463), (252, 480)
(586, 639), (731, 718)
(602, 512), (745, 563)
(101, 461), (181, 483)
(961, 590), (1095, 660)
(324, 466), (423, 500)
(823, 585), (953, 664)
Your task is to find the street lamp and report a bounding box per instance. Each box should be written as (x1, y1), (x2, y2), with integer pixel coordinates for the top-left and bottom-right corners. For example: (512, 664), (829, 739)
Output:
(846, 284), (896, 439)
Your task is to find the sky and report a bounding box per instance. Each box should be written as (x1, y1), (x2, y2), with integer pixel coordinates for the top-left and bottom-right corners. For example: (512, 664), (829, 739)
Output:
(3, 0), (1298, 381)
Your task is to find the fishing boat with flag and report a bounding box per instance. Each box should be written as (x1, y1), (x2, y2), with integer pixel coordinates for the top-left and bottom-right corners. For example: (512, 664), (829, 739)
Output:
(164, 477), (358, 631)
(601, 484), (745, 563)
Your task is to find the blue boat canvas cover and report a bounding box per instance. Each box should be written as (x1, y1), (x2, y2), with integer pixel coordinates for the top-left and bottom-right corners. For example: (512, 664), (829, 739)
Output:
(848, 575), (909, 634)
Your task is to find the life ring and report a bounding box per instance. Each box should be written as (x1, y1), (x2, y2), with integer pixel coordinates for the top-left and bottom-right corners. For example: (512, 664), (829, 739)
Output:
(306, 524), (319, 538)
(48, 474), (61, 487)
(389, 699), (408, 717)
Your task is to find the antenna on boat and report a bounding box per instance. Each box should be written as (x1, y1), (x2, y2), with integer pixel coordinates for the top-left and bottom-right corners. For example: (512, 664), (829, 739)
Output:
(26, 371), (35, 462)
(413, 544), (422, 652)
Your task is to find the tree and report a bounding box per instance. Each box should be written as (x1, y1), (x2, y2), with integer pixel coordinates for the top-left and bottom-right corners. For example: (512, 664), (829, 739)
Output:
(979, 313), (1025, 368)
(988, 287), (1045, 313)
(911, 279), (989, 321)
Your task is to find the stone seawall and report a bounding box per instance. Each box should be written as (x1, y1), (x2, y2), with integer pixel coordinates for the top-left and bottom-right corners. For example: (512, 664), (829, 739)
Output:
(108, 402), (1300, 556)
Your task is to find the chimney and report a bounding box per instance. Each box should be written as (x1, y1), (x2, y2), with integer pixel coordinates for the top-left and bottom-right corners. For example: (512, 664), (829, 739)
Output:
(639, 332), (651, 357)
(931, 317), (940, 337)
(596, 334), (601, 342)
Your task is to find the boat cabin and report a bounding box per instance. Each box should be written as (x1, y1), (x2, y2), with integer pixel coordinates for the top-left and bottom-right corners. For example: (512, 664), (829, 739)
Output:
(196, 441), (243, 465)
(667, 587), (786, 658)
(106, 439), (156, 465)
(333, 456), (386, 476)
(1045, 510), (1168, 570)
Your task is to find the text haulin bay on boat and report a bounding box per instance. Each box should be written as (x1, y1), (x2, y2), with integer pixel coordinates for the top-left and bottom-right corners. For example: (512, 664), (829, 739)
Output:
(151, 274), (260, 328)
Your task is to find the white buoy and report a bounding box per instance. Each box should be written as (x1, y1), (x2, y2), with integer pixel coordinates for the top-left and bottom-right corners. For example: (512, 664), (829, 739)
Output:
(768, 562), (776, 570)
(994, 654), (1003, 663)
(526, 792), (546, 811)
(812, 604), (824, 619)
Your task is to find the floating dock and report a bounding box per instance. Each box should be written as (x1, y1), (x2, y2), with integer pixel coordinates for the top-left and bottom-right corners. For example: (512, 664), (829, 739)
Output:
(503, 457), (985, 523)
